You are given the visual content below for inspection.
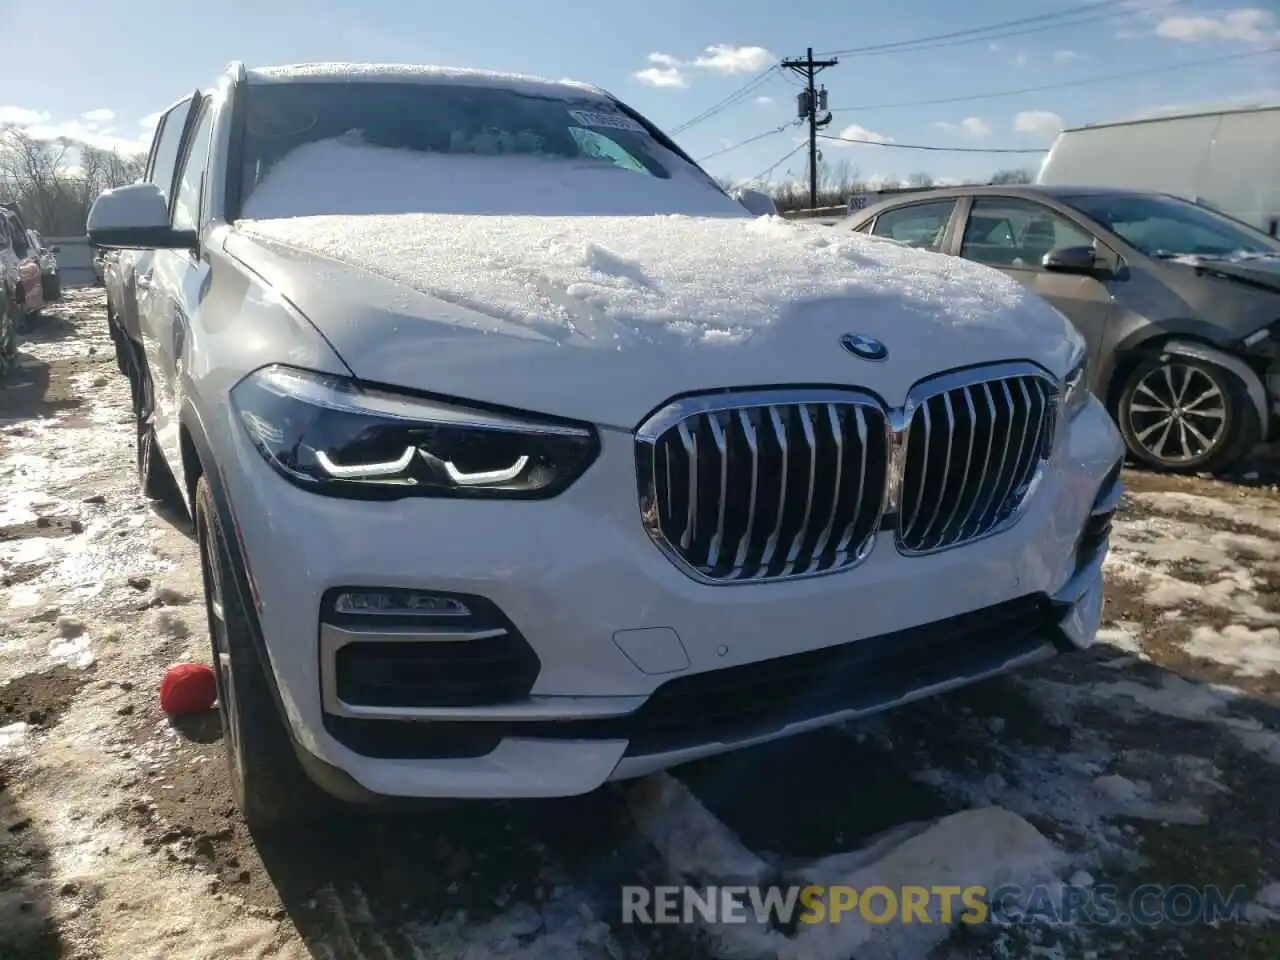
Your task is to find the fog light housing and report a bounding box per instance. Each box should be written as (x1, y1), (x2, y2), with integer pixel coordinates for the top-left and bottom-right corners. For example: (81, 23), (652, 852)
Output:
(332, 590), (470, 619)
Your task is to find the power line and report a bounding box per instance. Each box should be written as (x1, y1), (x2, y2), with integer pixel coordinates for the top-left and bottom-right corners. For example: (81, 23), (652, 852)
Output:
(825, 6), (1135, 60)
(815, 0), (1124, 57)
(696, 124), (796, 162)
(744, 143), (806, 184)
(669, 65), (780, 135)
(818, 133), (1047, 153)
(831, 47), (1277, 112)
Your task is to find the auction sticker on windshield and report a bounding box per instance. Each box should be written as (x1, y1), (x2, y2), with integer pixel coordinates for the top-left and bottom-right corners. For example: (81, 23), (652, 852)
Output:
(567, 109), (645, 133)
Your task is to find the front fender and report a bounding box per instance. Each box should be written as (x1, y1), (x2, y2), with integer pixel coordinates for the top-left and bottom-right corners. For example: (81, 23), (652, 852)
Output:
(1160, 338), (1269, 437)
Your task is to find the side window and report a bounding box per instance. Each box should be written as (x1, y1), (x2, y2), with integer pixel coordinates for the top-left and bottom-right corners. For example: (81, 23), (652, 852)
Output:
(173, 104), (214, 231)
(146, 98), (194, 204)
(870, 200), (956, 251)
(960, 197), (1094, 269)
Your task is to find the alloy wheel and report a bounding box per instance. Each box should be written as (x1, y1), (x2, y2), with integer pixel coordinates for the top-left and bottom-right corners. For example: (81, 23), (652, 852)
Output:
(1126, 362), (1227, 465)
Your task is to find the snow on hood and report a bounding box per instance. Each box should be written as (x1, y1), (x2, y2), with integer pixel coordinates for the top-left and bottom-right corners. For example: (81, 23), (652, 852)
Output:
(239, 212), (1047, 343)
(229, 213), (1080, 427)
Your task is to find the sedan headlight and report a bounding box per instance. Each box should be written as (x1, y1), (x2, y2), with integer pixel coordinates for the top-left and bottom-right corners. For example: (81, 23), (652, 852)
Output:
(230, 365), (599, 499)
(1061, 346), (1091, 420)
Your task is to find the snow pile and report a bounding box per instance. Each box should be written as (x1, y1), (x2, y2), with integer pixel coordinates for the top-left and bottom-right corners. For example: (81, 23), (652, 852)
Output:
(629, 775), (1064, 960)
(1183, 624), (1280, 677)
(238, 135), (742, 220)
(246, 62), (605, 98)
(238, 208), (1045, 347)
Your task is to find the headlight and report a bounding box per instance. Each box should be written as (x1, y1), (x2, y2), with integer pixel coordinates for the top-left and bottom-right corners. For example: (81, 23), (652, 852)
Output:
(230, 365), (599, 499)
(1061, 346), (1091, 420)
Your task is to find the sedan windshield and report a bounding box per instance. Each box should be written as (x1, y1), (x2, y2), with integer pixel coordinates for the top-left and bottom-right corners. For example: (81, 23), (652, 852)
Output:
(1063, 192), (1279, 259)
(236, 80), (742, 219)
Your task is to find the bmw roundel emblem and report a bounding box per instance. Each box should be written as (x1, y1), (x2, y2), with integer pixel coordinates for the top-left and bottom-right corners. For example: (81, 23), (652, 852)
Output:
(840, 333), (888, 362)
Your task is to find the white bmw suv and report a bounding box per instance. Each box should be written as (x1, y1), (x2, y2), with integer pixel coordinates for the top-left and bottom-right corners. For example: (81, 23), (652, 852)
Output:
(88, 62), (1124, 830)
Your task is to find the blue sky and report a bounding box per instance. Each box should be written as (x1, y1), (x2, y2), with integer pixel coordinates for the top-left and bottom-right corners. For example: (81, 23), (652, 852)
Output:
(2, 0), (1276, 186)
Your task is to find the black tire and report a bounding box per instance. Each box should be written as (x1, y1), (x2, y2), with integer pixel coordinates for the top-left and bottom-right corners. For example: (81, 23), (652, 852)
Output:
(1117, 353), (1259, 474)
(108, 309), (129, 376)
(0, 303), (15, 378)
(128, 344), (184, 504)
(41, 272), (61, 302)
(194, 476), (319, 832)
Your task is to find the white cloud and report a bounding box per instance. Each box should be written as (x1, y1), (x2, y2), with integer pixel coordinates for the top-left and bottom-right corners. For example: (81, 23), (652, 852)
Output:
(754, 95), (774, 105)
(634, 67), (687, 88)
(988, 42), (1002, 52)
(647, 52), (682, 68)
(1014, 109), (1064, 138)
(0, 105), (50, 125)
(934, 116), (991, 138)
(139, 111), (163, 130)
(1052, 49), (1087, 64)
(865, 173), (909, 190)
(692, 44), (775, 73)
(1155, 7), (1277, 43)
(832, 123), (892, 145)
(1013, 51), (1030, 67)
(0, 105), (151, 154)
(633, 52), (688, 88)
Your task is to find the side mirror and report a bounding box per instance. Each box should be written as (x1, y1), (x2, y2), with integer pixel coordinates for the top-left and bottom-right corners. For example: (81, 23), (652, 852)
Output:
(731, 186), (778, 217)
(87, 182), (195, 250)
(48, 245), (60, 253)
(1042, 245), (1097, 274)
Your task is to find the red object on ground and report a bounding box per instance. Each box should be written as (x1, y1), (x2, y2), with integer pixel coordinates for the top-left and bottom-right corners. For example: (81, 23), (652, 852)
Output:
(160, 663), (217, 715)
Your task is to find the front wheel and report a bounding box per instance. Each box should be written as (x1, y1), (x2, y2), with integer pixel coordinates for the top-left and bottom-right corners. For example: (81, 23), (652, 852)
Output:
(194, 477), (319, 833)
(1117, 353), (1259, 474)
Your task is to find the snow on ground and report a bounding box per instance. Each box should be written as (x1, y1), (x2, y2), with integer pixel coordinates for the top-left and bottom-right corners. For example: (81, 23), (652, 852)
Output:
(2, 290), (1279, 960)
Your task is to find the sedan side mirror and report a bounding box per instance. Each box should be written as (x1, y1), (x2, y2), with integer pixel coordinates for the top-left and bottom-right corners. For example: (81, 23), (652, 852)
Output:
(87, 182), (196, 250)
(1042, 245), (1097, 274)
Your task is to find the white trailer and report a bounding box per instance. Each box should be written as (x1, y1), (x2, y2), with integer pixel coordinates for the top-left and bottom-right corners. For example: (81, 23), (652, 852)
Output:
(1036, 96), (1280, 237)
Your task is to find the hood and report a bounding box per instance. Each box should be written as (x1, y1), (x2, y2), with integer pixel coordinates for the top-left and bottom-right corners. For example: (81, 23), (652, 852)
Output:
(1162, 252), (1280, 295)
(226, 213), (1080, 429)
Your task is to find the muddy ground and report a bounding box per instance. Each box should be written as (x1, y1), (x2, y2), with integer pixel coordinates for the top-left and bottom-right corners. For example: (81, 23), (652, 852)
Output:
(2, 289), (1278, 959)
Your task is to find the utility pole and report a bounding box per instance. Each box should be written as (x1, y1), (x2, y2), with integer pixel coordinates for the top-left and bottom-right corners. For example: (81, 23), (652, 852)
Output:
(781, 47), (837, 210)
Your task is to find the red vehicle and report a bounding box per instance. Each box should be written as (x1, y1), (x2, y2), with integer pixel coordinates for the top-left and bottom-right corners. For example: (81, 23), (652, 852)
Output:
(1, 203), (45, 329)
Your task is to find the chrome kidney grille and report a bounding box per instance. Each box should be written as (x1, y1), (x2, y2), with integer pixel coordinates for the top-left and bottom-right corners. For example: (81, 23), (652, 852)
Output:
(637, 391), (890, 582)
(637, 365), (1058, 584)
(897, 373), (1056, 554)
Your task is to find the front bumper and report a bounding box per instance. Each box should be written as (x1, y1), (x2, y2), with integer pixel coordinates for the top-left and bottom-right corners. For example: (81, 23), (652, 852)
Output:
(218, 396), (1124, 799)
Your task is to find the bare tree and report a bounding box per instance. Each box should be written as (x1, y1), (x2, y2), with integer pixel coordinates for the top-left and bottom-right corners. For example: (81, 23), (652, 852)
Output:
(990, 168), (1034, 185)
(907, 171), (934, 188)
(0, 128), (144, 234)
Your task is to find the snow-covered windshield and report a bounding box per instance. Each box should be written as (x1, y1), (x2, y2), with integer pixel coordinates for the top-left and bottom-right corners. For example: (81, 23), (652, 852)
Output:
(236, 81), (744, 219)
(1063, 193), (1280, 259)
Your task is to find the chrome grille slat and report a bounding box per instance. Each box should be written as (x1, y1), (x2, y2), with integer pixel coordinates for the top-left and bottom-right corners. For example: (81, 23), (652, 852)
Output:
(639, 365), (1057, 583)
(897, 371), (1056, 555)
(834, 406), (870, 555)
(810, 404), (844, 560)
(706, 414), (729, 570)
(782, 405), (819, 575)
(731, 409), (759, 575)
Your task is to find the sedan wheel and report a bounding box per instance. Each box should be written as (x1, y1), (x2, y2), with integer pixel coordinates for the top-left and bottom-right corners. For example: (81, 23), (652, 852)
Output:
(1118, 354), (1258, 474)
